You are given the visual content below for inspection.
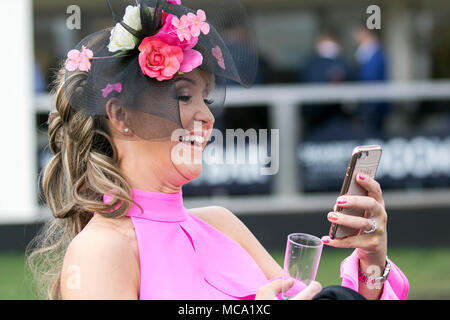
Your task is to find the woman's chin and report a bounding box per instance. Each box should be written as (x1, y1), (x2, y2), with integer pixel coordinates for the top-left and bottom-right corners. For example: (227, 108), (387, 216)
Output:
(176, 163), (202, 181)
(171, 141), (204, 181)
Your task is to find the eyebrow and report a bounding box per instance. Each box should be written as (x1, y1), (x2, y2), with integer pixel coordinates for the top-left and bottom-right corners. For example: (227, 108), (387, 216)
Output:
(175, 76), (212, 95)
(174, 77), (196, 85)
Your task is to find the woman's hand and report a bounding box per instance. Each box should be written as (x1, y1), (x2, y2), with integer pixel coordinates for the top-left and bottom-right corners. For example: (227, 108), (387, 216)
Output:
(321, 172), (388, 278)
(254, 279), (322, 300)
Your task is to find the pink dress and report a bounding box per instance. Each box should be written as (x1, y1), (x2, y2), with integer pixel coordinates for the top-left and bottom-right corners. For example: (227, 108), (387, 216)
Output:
(102, 187), (409, 300)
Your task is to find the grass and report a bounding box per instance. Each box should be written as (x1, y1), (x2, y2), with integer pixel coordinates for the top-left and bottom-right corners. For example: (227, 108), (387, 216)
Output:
(0, 253), (36, 300)
(1, 247), (450, 299)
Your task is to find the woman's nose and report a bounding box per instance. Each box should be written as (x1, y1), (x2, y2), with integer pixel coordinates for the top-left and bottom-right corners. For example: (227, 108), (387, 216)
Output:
(196, 101), (215, 125)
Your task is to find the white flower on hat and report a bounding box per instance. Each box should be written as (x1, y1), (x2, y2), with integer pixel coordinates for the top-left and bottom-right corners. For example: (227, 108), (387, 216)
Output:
(108, 5), (154, 53)
(108, 23), (138, 52)
(123, 5), (142, 30)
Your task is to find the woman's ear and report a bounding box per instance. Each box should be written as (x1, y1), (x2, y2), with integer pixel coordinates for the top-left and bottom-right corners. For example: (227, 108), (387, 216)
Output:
(105, 98), (133, 136)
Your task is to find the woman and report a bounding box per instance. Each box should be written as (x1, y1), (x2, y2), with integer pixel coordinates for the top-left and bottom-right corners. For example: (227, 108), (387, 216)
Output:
(27, 0), (409, 300)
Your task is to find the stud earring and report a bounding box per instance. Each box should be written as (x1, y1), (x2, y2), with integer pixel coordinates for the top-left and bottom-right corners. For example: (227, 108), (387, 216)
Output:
(124, 128), (129, 133)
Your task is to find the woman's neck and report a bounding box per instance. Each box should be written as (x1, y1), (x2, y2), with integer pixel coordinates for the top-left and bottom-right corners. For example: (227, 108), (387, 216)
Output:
(119, 163), (182, 194)
(115, 140), (187, 194)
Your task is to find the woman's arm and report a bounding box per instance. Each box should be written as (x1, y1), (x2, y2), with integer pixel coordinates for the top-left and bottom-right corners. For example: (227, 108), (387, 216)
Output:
(60, 226), (140, 299)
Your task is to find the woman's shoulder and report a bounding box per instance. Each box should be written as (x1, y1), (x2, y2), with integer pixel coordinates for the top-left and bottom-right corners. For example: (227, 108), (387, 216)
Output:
(188, 206), (244, 245)
(60, 214), (140, 299)
(68, 215), (135, 254)
(72, 213), (139, 261)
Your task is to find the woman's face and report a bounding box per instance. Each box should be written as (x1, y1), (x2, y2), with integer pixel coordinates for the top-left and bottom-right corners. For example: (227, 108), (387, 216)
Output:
(108, 68), (216, 189)
(170, 68), (216, 181)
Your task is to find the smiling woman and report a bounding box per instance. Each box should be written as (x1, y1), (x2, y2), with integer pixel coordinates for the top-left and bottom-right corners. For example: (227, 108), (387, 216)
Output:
(25, 0), (271, 300)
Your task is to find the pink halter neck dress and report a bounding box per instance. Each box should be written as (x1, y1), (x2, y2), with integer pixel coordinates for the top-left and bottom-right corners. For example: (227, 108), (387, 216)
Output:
(102, 187), (269, 299)
(102, 187), (410, 300)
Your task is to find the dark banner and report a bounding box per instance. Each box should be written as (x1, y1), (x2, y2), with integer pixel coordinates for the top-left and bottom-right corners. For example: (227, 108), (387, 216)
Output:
(298, 135), (450, 192)
(183, 142), (274, 196)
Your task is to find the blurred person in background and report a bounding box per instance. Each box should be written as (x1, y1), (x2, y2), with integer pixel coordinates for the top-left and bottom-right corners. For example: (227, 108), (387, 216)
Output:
(299, 31), (350, 83)
(353, 25), (391, 132)
(298, 31), (352, 141)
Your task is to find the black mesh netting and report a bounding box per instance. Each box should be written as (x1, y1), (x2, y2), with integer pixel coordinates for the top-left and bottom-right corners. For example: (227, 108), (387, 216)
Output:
(63, 0), (258, 141)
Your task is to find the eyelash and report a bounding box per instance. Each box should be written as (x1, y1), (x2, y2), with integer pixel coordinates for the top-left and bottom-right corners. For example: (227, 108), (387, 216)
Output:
(178, 95), (191, 102)
(178, 96), (214, 106)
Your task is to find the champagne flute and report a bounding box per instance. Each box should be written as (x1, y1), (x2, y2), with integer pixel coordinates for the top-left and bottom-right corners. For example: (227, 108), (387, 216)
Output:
(281, 233), (323, 300)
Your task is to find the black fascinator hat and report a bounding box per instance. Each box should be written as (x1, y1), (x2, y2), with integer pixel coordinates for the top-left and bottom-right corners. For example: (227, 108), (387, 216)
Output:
(63, 0), (258, 140)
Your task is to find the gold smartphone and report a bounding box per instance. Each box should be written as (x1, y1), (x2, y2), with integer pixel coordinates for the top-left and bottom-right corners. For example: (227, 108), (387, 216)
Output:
(329, 145), (382, 239)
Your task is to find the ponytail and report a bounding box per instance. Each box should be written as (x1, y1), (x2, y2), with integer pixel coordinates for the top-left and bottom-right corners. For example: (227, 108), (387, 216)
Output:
(26, 66), (138, 299)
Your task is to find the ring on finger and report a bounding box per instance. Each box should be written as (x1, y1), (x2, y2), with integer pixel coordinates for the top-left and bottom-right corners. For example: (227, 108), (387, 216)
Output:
(364, 218), (377, 234)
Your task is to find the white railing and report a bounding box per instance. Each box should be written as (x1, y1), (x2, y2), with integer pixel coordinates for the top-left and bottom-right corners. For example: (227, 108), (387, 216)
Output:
(35, 80), (450, 217)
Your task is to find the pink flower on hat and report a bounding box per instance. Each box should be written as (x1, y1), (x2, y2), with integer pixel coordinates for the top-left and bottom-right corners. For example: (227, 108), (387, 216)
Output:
(187, 10), (210, 37)
(170, 10), (210, 42)
(166, 0), (181, 4)
(212, 45), (225, 70)
(156, 13), (198, 50)
(138, 37), (184, 81)
(136, 9), (209, 81)
(179, 49), (203, 73)
(153, 13), (203, 74)
(65, 46), (94, 72)
(171, 15), (193, 42)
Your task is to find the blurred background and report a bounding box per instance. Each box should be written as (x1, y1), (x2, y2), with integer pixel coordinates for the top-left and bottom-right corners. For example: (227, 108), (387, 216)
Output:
(1, 0), (450, 299)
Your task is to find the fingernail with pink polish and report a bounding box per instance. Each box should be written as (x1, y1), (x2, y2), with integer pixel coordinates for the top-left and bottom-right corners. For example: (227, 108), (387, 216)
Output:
(358, 173), (366, 180)
(336, 196), (347, 204)
(322, 238), (330, 244)
(328, 213), (338, 221)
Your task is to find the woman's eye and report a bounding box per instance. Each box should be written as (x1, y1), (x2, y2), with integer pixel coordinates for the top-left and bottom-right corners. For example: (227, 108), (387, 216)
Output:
(178, 95), (214, 106)
(178, 95), (192, 103)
